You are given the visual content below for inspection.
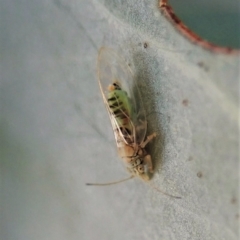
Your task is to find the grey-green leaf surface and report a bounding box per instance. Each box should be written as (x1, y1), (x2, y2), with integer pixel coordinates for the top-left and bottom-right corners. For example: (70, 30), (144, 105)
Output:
(1, 1), (239, 240)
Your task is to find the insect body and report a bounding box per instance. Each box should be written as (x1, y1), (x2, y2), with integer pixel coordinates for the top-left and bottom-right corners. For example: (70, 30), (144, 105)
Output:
(107, 81), (133, 142)
(95, 47), (156, 181)
(87, 47), (181, 199)
(106, 80), (156, 181)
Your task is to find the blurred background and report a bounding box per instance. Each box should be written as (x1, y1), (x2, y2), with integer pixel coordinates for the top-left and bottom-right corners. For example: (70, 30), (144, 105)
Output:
(170, 0), (240, 48)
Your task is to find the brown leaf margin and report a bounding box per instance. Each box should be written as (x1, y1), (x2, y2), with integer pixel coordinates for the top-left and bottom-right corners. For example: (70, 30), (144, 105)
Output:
(159, 0), (240, 54)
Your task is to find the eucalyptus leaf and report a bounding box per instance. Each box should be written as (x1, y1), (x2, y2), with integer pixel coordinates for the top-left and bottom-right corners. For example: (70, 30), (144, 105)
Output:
(1, 1), (239, 240)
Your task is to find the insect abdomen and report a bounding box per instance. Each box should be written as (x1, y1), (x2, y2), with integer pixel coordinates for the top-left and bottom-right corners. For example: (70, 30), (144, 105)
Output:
(108, 89), (132, 134)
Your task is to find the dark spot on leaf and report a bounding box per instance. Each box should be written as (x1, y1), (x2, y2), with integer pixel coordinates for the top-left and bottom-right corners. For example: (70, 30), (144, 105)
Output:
(197, 61), (209, 72)
(231, 197), (237, 204)
(144, 42), (148, 48)
(182, 99), (189, 106)
(197, 171), (203, 178)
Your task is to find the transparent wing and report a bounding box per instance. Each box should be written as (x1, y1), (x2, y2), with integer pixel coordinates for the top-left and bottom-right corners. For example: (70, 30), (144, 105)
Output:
(97, 47), (147, 146)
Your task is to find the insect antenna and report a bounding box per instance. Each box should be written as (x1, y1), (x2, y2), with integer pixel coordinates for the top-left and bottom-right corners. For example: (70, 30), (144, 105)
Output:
(86, 175), (134, 186)
(147, 182), (181, 199)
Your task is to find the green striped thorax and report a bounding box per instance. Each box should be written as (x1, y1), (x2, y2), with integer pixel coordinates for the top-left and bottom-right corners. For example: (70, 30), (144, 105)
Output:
(107, 82), (134, 136)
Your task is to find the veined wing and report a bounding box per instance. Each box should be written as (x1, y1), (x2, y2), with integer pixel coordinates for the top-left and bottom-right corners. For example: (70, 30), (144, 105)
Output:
(97, 47), (147, 147)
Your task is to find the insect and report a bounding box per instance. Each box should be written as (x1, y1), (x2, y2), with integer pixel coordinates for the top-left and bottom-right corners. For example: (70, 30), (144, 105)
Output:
(86, 47), (181, 199)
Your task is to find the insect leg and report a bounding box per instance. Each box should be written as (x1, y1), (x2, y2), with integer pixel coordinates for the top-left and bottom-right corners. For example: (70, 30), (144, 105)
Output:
(140, 132), (157, 148)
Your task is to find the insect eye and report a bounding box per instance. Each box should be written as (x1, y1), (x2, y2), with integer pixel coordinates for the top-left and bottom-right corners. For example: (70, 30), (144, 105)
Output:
(112, 82), (121, 90)
(137, 165), (144, 173)
(113, 82), (119, 88)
